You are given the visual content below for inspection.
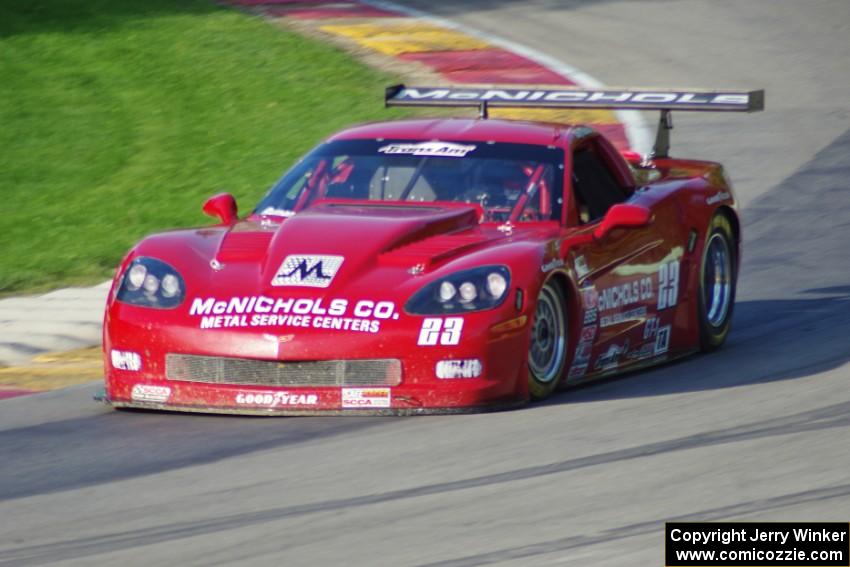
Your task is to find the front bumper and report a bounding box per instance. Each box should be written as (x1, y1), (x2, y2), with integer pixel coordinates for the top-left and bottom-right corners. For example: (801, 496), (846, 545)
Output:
(103, 304), (532, 416)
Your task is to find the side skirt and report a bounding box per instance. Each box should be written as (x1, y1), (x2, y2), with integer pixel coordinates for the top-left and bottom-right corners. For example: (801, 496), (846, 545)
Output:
(560, 347), (701, 389)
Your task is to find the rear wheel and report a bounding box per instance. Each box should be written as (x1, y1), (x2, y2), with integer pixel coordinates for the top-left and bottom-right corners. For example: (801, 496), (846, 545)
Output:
(698, 213), (737, 351)
(528, 281), (567, 399)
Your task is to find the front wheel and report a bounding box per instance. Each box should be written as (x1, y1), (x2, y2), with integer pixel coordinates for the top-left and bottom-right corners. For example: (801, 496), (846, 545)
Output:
(698, 213), (737, 351)
(528, 281), (568, 399)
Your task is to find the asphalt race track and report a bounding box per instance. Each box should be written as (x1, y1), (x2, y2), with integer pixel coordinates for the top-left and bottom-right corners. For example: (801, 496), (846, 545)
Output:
(2, 2), (850, 565)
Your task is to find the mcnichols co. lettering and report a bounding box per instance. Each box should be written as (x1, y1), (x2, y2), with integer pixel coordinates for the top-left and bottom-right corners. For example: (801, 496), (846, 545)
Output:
(188, 296), (399, 334)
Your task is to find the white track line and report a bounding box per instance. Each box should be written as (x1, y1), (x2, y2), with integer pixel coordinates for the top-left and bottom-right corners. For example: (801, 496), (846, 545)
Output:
(362, 0), (653, 153)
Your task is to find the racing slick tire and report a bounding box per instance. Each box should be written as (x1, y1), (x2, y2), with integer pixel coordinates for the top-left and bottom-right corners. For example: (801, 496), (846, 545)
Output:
(698, 213), (737, 352)
(528, 281), (568, 399)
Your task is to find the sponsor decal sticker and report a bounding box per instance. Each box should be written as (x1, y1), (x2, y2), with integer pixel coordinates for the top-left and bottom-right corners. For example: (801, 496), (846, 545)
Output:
(573, 340), (593, 365)
(131, 384), (171, 403)
(594, 340), (629, 371)
(626, 342), (655, 361)
(189, 296), (399, 334)
(111, 350), (142, 371)
(272, 255), (344, 288)
(258, 206), (295, 217)
(706, 191), (731, 205)
(567, 363), (588, 379)
(654, 325), (671, 355)
(541, 241), (564, 272)
(581, 284), (599, 309)
(600, 306), (648, 328)
(342, 388), (391, 409)
(643, 316), (660, 339)
(574, 255), (590, 278)
(581, 283), (599, 324)
(235, 392), (318, 407)
(418, 317), (463, 346)
(574, 326), (597, 365)
(378, 141), (476, 157)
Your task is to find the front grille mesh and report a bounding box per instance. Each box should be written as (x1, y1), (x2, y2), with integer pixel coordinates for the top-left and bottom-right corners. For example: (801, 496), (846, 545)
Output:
(165, 354), (401, 387)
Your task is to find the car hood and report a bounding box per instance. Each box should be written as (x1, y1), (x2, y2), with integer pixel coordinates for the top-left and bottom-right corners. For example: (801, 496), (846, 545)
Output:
(140, 202), (512, 295)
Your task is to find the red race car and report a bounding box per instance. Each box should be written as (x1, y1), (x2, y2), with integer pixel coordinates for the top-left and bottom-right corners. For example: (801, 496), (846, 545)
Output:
(101, 85), (763, 415)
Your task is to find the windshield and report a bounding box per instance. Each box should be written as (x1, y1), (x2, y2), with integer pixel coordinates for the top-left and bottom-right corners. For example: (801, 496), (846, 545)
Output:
(255, 140), (565, 223)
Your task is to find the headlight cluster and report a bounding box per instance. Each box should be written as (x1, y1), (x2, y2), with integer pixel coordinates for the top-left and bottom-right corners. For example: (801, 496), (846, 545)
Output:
(116, 257), (185, 309)
(406, 266), (510, 314)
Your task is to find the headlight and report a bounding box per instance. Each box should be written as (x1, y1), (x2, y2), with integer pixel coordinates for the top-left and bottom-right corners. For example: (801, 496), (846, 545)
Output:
(459, 282), (477, 302)
(486, 272), (508, 298)
(116, 257), (185, 309)
(126, 264), (147, 290)
(142, 274), (160, 294)
(161, 274), (180, 298)
(439, 281), (457, 302)
(405, 266), (511, 314)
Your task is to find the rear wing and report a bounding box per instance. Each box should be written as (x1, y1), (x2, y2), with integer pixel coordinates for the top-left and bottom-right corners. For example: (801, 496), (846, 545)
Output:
(385, 84), (764, 158)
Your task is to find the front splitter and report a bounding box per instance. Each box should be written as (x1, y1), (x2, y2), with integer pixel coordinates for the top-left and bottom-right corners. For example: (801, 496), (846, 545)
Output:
(96, 391), (524, 416)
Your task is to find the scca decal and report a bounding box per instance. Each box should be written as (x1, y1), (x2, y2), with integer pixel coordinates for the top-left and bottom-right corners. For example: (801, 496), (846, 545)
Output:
(341, 388), (391, 409)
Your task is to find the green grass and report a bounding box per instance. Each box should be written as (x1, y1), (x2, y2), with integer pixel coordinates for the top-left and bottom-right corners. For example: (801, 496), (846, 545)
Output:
(0, 0), (410, 294)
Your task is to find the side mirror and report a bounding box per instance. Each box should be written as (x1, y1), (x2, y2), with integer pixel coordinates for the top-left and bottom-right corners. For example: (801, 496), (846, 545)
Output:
(203, 193), (238, 224)
(593, 203), (651, 240)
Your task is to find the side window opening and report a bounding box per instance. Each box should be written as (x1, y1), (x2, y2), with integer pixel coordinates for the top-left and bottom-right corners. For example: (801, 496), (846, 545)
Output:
(571, 145), (628, 224)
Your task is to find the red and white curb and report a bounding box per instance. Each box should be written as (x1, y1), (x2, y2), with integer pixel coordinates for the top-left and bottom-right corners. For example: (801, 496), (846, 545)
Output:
(231, 0), (651, 151)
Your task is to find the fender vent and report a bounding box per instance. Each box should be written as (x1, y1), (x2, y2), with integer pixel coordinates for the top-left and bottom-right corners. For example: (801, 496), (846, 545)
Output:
(166, 354), (401, 387)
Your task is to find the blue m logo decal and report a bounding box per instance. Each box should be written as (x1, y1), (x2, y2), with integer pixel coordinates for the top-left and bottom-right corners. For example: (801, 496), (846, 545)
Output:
(272, 255), (344, 288)
(283, 259), (331, 281)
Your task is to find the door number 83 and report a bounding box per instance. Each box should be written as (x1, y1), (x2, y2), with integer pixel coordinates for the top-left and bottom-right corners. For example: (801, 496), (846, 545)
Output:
(418, 317), (464, 346)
